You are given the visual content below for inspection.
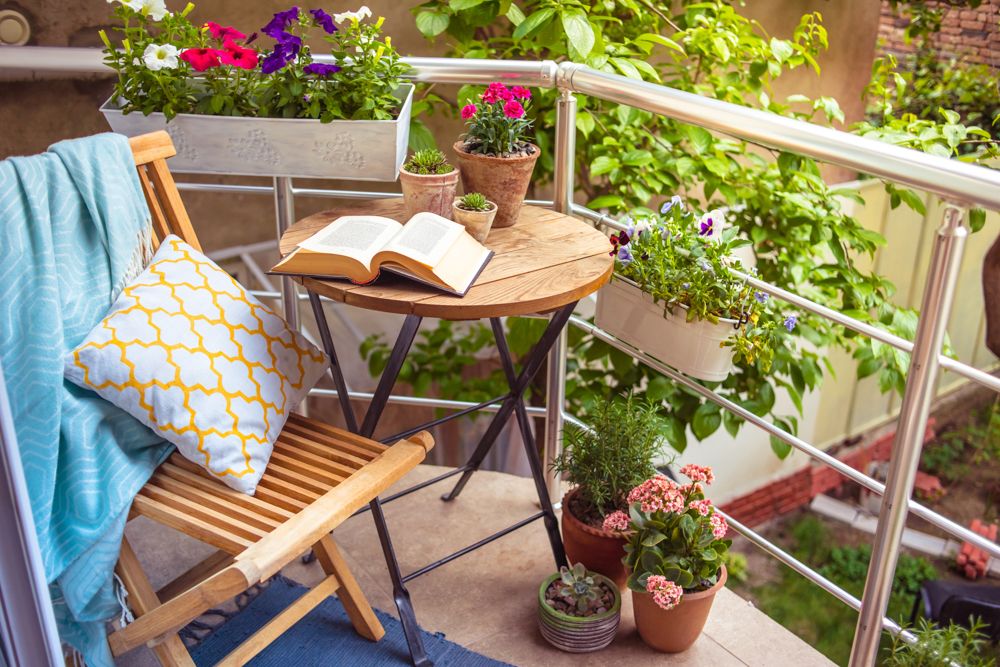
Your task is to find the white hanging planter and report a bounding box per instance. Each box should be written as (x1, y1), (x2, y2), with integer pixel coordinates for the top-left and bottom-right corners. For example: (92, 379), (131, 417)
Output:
(100, 84), (413, 181)
(594, 275), (738, 382)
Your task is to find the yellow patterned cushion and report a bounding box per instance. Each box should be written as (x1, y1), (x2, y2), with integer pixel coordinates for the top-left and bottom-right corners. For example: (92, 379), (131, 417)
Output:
(64, 235), (328, 495)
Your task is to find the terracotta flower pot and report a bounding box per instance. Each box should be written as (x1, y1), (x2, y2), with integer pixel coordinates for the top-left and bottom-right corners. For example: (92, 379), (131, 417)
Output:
(399, 166), (460, 220)
(631, 565), (728, 653)
(561, 488), (630, 589)
(453, 140), (539, 228)
(537, 571), (621, 653)
(452, 199), (498, 244)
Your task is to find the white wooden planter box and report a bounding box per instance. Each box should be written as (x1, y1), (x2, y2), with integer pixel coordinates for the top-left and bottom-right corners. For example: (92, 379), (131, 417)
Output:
(594, 276), (738, 382)
(100, 84), (413, 181)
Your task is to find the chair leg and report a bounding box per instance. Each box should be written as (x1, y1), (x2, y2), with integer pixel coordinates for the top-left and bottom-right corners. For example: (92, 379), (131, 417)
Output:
(114, 537), (194, 667)
(312, 535), (385, 641)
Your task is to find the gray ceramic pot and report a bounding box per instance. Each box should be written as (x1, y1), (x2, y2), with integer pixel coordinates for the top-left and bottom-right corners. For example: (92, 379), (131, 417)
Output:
(537, 571), (621, 653)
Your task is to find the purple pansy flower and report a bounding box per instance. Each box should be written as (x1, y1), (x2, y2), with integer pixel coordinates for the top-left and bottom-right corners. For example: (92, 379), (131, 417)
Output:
(784, 315), (797, 332)
(681, 282), (690, 290)
(304, 62), (342, 76)
(617, 246), (633, 264)
(262, 7), (300, 38)
(754, 291), (769, 304)
(699, 216), (713, 236)
(310, 8), (337, 33)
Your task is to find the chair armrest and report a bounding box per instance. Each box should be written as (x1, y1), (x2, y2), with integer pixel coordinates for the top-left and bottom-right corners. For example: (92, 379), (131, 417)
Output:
(237, 431), (434, 582)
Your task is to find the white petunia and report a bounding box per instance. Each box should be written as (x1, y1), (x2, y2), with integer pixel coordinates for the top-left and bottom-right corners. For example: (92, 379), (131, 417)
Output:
(142, 43), (179, 71)
(137, 0), (169, 20)
(334, 5), (372, 23)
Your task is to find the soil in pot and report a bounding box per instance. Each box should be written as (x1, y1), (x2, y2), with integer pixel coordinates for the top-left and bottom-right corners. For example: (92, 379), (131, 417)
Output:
(543, 578), (617, 617)
(632, 565), (728, 653)
(453, 140), (539, 228)
(561, 488), (630, 588)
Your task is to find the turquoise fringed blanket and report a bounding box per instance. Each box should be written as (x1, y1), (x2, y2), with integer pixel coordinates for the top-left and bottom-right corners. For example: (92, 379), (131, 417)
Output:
(0, 133), (174, 666)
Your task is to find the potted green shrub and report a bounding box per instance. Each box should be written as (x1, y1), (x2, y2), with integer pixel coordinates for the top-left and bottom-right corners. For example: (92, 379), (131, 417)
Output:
(399, 148), (459, 219)
(537, 562), (621, 653)
(606, 464), (731, 653)
(453, 82), (538, 228)
(451, 192), (497, 243)
(552, 395), (666, 588)
(596, 196), (793, 382)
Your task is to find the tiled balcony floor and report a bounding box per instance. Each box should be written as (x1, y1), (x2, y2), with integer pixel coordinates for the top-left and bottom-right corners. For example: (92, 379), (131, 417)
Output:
(121, 465), (834, 666)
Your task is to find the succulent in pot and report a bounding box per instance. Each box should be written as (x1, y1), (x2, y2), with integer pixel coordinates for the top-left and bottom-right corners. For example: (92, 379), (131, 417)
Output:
(399, 148), (459, 219)
(537, 562), (621, 653)
(606, 464), (731, 653)
(596, 196), (795, 381)
(551, 394), (667, 588)
(453, 82), (538, 229)
(451, 192), (497, 243)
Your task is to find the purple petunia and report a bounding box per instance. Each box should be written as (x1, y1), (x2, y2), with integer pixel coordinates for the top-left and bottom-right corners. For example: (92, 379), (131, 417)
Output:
(261, 38), (301, 74)
(304, 62), (342, 76)
(262, 7), (300, 38)
(784, 315), (797, 332)
(309, 8), (337, 33)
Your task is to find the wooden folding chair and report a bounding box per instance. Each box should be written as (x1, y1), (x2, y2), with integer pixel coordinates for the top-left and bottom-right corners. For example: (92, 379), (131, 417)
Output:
(107, 131), (435, 666)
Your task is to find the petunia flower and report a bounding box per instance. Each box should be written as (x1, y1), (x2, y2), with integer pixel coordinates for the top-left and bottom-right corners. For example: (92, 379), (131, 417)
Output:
(132, 0), (168, 21)
(310, 8), (337, 33)
(784, 315), (797, 332)
(262, 6), (300, 38)
(334, 5), (372, 23)
(511, 86), (531, 100)
(206, 21), (246, 41)
(143, 43), (179, 70)
(220, 41), (258, 69)
(461, 103), (477, 120)
(303, 62), (342, 76)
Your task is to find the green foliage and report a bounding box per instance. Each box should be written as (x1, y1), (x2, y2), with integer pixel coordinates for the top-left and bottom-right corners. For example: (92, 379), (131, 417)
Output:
(552, 394), (667, 517)
(887, 619), (994, 667)
(458, 192), (491, 211)
(101, 2), (409, 121)
(819, 545), (937, 610)
(403, 148), (454, 175)
(556, 562), (603, 614)
(723, 551), (749, 584)
(612, 199), (785, 370)
(922, 399), (1000, 483)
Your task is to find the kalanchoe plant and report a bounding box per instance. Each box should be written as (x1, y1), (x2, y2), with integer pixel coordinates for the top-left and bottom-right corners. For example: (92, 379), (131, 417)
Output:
(606, 464), (731, 608)
(100, 1), (408, 121)
(554, 563), (603, 615)
(610, 196), (797, 372)
(457, 192), (491, 211)
(460, 82), (534, 156)
(403, 148), (454, 175)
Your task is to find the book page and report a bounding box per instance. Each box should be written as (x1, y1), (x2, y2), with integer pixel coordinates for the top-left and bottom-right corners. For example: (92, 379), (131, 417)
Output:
(382, 212), (464, 268)
(298, 215), (402, 267)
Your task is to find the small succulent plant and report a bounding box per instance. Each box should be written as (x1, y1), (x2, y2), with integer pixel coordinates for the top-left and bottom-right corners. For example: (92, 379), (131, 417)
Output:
(458, 192), (491, 211)
(557, 563), (601, 613)
(404, 148), (454, 175)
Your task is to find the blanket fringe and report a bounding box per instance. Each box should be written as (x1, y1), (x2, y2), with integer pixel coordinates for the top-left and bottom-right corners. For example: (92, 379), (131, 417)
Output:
(115, 220), (154, 300)
(113, 572), (135, 629)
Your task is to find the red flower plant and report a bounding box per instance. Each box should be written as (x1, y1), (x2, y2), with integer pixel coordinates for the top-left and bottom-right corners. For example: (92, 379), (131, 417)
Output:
(220, 40), (258, 69)
(180, 47), (221, 72)
(503, 99), (525, 119)
(205, 21), (246, 42)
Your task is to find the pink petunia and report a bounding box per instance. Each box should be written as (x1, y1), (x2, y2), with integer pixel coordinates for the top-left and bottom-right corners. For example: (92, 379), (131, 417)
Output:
(461, 103), (478, 120)
(511, 85), (531, 100)
(602, 510), (630, 532)
(646, 575), (684, 611)
(205, 21), (246, 42)
(219, 40), (258, 69)
(503, 100), (525, 119)
(180, 47), (221, 72)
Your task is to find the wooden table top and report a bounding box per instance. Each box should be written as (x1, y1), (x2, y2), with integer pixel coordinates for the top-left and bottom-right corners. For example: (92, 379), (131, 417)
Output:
(278, 199), (614, 320)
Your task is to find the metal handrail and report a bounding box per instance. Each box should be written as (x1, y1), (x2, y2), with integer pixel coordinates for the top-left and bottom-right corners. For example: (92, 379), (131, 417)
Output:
(5, 44), (999, 664)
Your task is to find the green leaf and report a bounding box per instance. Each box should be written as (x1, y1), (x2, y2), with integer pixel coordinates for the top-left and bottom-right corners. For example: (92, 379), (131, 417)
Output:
(770, 436), (792, 459)
(415, 10), (450, 37)
(692, 403), (722, 440)
(450, 0), (487, 9)
(590, 155), (620, 176)
(587, 194), (624, 209)
(561, 9), (595, 61)
(506, 2), (525, 25)
(770, 37), (794, 64)
(512, 7), (555, 40)
(407, 119), (437, 152)
(635, 32), (685, 54)
(970, 208), (987, 233)
(641, 530), (667, 547)
(576, 111), (595, 137)
(684, 125), (713, 155)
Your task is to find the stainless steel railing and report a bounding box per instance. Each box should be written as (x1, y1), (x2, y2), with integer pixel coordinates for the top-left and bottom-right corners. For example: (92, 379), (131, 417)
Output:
(5, 45), (1000, 665)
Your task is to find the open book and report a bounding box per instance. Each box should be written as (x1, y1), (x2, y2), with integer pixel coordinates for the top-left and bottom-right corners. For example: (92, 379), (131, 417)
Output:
(271, 211), (493, 296)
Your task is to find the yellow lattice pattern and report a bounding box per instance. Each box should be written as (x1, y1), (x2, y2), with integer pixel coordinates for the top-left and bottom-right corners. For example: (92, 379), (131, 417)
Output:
(71, 237), (327, 481)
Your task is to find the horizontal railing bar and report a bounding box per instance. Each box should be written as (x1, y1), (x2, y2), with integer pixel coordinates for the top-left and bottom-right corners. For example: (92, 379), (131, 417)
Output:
(560, 64), (1000, 210)
(570, 202), (1000, 395)
(570, 316), (1000, 560)
(379, 394), (511, 443)
(307, 387), (547, 417)
(722, 511), (915, 643)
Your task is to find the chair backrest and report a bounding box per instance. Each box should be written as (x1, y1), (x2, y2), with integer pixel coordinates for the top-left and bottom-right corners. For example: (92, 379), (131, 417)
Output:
(939, 594), (1000, 641)
(128, 131), (203, 252)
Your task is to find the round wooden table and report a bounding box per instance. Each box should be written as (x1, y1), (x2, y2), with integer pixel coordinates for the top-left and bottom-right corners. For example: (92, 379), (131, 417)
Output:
(278, 199), (612, 667)
(278, 199), (613, 320)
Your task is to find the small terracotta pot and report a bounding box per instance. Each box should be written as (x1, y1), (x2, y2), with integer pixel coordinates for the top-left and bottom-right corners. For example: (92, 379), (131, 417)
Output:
(537, 571), (621, 653)
(453, 140), (539, 228)
(631, 565), (728, 653)
(452, 199), (498, 244)
(561, 488), (629, 589)
(399, 166), (460, 220)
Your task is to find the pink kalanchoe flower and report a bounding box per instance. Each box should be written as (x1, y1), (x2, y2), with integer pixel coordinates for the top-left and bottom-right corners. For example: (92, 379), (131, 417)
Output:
(680, 463), (715, 485)
(646, 575), (684, 611)
(602, 510), (630, 532)
(503, 100), (525, 119)
(205, 21), (246, 42)
(461, 103), (478, 120)
(628, 475), (685, 515)
(688, 498), (713, 516)
(511, 85), (531, 100)
(710, 513), (728, 540)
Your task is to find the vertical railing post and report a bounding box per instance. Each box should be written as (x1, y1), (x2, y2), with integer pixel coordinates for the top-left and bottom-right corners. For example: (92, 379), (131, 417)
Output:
(274, 176), (300, 331)
(849, 203), (969, 665)
(543, 87), (577, 505)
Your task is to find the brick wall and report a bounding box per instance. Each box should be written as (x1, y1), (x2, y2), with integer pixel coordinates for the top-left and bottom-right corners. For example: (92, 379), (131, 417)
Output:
(877, 0), (1000, 67)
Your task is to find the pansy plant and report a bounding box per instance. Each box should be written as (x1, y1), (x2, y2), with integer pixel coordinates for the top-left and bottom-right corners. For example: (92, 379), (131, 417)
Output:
(609, 196), (797, 372)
